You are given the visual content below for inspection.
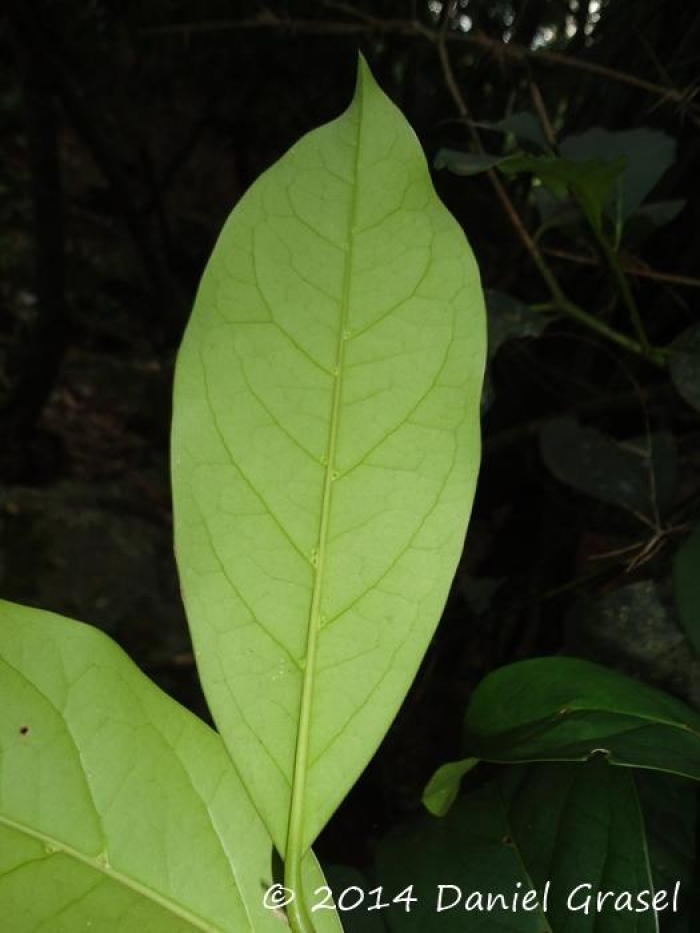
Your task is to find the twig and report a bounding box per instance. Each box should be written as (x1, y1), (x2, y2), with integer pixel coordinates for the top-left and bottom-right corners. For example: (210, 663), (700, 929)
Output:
(542, 247), (700, 289)
(528, 81), (557, 148)
(139, 12), (700, 120)
(433, 9), (662, 365)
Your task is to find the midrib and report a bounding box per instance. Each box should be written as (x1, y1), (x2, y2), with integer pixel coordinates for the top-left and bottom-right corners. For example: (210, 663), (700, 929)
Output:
(284, 82), (364, 881)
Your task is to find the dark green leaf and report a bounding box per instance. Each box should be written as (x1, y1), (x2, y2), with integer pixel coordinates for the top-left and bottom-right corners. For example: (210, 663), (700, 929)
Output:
(377, 761), (660, 932)
(463, 656), (700, 780)
(434, 148), (507, 175)
(624, 200), (686, 246)
(637, 772), (699, 932)
(565, 581), (700, 712)
(477, 112), (549, 149)
(561, 128), (676, 220)
(674, 522), (700, 655)
(540, 416), (677, 520)
(498, 154), (626, 233)
(486, 290), (549, 360)
(670, 326), (700, 414)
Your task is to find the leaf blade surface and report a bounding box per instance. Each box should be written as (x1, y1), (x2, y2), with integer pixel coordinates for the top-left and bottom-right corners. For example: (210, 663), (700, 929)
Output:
(0, 600), (339, 933)
(171, 58), (485, 856)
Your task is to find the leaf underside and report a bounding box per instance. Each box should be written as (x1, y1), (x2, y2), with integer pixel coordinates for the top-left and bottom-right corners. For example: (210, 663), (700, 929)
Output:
(0, 600), (339, 933)
(172, 57), (485, 855)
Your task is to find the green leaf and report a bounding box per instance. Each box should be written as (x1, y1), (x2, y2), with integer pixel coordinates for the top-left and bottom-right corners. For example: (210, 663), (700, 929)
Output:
(0, 599), (341, 933)
(498, 154), (626, 234)
(462, 656), (700, 780)
(540, 416), (677, 521)
(674, 522), (700, 655)
(437, 147), (625, 234)
(566, 580), (700, 711)
(486, 290), (548, 360)
(422, 758), (479, 816)
(434, 148), (507, 175)
(477, 111), (549, 150)
(623, 199), (686, 246)
(637, 772), (699, 932)
(560, 127), (676, 221)
(482, 290), (548, 411)
(377, 762), (659, 932)
(171, 52), (485, 875)
(670, 325), (700, 414)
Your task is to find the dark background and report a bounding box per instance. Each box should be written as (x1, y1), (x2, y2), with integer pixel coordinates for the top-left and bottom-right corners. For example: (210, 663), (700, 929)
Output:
(2, 0), (699, 873)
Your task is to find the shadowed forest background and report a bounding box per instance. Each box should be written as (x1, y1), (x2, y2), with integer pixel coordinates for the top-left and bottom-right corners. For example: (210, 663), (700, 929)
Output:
(2, 0), (700, 905)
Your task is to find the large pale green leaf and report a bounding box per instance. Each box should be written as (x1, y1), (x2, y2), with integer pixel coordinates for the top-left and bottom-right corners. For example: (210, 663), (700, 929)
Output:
(377, 762), (659, 932)
(462, 657), (700, 780)
(0, 600), (341, 933)
(171, 53), (485, 865)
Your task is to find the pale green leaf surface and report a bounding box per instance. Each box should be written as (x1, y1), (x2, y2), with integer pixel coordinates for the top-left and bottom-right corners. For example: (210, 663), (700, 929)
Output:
(422, 757), (479, 816)
(171, 58), (485, 855)
(0, 600), (341, 933)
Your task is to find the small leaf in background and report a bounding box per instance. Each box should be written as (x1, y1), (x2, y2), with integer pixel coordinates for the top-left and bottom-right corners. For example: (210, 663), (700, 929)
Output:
(422, 758), (479, 817)
(540, 415), (677, 521)
(674, 522), (700, 656)
(172, 56), (485, 861)
(637, 772), (700, 932)
(623, 199), (686, 246)
(670, 325), (700, 414)
(462, 656), (700, 780)
(377, 761), (658, 932)
(476, 111), (550, 150)
(0, 601), (341, 933)
(486, 289), (549, 359)
(482, 290), (549, 411)
(498, 154), (627, 234)
(436, 149), (625, 234)
(434, 148), (507, 175)
(560, 127), (676, 221)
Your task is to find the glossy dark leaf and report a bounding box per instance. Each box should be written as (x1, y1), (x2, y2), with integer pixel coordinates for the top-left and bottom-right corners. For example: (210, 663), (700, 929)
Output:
(377, 761), (660, 932)
(670, 325), (700, 414)
(674, 522), (700, 655)
(463, 656), (700, 781)
(540, 416), (677, 521)
(561, 127), (676, 220)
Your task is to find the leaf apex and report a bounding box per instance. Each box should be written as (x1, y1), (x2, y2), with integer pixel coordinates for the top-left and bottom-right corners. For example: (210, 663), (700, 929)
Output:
(354, 50), (374, 98)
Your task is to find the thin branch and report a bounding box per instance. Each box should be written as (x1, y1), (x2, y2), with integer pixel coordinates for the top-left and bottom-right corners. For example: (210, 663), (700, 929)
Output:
(542, 247), (700, 289)
(433, 10), (662, 364)
(139, 12), (700, 120)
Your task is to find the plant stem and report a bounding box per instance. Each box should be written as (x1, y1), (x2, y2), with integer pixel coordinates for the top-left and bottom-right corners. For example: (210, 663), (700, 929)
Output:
(433, 19), (665, 367)
(595, 229), (651, 355)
